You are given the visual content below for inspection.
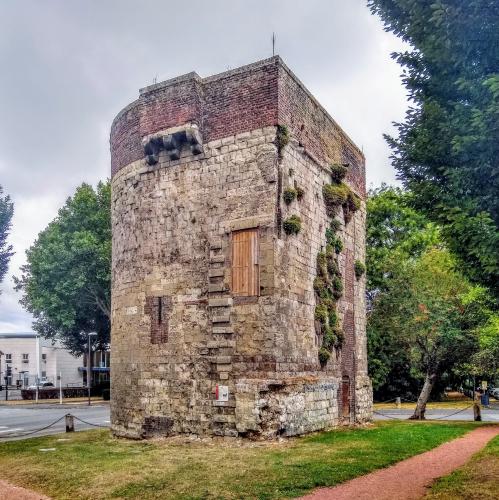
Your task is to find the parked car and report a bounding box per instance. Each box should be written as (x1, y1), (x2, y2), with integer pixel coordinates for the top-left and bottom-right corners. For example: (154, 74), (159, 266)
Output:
(488, 387), (499, 400)
(27, 381), (54, 390)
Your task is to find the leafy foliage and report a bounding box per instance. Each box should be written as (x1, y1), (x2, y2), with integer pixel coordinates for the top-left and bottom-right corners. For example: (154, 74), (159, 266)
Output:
(323, 183), (349, 213)
(275, 125), (289, 156)
(368, 0), (499, 296)
(283, 187), (297, 205)
(0, 185), (14, 293)
(366, 185), (439, 303)
(367, 186), (497, 401)
(282, 215), (302, 235)
(354, 260), (366, 279)
(369, 247), (488, 403)
(14, 182), (111, 354)
(329, 163), (348, 183)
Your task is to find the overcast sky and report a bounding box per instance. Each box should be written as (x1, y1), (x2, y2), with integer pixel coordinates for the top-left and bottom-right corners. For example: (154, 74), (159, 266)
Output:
(0, 0), (408, 332)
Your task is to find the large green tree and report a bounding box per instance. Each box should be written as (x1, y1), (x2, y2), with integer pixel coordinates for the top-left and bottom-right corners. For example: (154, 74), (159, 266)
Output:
(15, 182), (111, 354)
(370, 247), (487, 418)
(0, 185), (14, 292)
(367, 185), (439, 398)
(368, 0), (499, 296)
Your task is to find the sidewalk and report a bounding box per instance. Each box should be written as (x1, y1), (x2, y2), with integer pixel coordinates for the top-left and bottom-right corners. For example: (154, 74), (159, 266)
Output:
(0, 479), (50, 500)
(301, 425), (499, 500)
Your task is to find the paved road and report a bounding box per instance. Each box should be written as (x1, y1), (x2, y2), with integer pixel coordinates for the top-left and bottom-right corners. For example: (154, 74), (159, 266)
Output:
(0, 404), (110, 441)
(374, 405), (499, 422)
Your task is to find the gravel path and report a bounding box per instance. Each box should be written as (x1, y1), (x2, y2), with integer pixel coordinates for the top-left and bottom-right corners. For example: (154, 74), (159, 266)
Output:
(0, 480), (49, 500)
(301, 425), (499, 500)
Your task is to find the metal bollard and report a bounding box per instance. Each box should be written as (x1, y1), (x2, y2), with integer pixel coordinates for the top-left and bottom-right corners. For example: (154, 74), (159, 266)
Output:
(396, 397), (401, 409)
(65, 414), (75, 432)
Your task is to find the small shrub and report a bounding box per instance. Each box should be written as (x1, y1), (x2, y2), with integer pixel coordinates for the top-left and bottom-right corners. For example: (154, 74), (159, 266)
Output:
(335, 328), (344, 346)
(318, 347), (331, 366)
(295, 186), (305, 200)
(332, 275), (343, 294)
(283, 215), (302, 235)
(276, 124), (290, 154)
(283, 187), (297, 205)
(328, 309), (338, 327)
(348, 191), (362, 211)
(327, 254), (339, 275)
(323, 327), (336, 350)
(354, 260), (366, 278)
(330, 163), (348, 183)
(323, 183), (349, 213)
(314, 277), (330, 299)
(317, 252), (327, 277)
(315, 304), (328, 324)
(333, 237), (343, 254)
(322, 298), (336, 311)
(329, 218), (341, 233)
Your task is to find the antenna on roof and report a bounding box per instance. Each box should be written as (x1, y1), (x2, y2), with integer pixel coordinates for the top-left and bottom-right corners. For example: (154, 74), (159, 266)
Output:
(272, 32), (276, 56)
(153, 74), (158, 84)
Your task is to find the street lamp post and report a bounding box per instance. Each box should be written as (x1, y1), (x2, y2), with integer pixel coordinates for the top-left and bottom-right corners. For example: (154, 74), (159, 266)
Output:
(87, 333), (97, 406)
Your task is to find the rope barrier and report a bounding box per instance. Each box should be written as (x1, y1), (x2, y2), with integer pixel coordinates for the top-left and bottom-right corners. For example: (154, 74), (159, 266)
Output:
(72, 415), (109, 428)
(373, 410), (404, 420)
(374, 404), (480, 421)
(0, 414), (67, 439)
(0, 413), (110, 439)
(432, 404), (474, 420)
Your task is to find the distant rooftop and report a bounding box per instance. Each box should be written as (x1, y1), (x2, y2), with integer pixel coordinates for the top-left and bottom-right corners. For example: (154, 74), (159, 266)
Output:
(0, 332), (60, 347)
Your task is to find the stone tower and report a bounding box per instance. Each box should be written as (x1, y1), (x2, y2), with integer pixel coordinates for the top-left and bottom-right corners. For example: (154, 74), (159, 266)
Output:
(110, 57), (372, 439)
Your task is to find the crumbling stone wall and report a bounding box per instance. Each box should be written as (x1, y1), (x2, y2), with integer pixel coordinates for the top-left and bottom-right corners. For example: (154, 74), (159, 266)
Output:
(110, 57), (372, 439)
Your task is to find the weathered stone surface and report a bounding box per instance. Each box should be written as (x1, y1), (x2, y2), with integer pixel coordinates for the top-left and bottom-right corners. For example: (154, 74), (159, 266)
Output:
(110, 58), (371, 440)
(208, 298), (233, 308)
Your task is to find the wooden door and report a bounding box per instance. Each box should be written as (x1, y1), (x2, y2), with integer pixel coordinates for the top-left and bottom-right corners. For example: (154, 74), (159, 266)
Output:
(342, 376), (351, 418)
(232, 229), (259, 296)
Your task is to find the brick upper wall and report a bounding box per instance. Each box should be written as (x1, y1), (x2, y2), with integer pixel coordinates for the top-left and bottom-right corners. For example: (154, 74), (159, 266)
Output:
(110, 56), (365, 195)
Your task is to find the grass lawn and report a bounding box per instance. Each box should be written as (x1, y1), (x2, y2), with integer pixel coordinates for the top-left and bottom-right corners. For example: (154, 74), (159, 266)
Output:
(0, 421), (480, 500)
(426, 432), (499, 499)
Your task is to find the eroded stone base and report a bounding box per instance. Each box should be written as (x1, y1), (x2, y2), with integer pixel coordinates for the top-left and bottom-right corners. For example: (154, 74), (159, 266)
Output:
(235, 378), (340, 437)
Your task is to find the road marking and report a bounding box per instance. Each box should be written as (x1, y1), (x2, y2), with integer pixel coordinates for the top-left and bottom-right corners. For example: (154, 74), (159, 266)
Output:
(104, 420), (110, 423)
(0, 426), (8, 429)
(0, 428), (24, 433)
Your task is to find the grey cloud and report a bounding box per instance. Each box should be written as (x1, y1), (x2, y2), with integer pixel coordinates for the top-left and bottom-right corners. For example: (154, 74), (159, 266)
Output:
(0, 0), (408, 331)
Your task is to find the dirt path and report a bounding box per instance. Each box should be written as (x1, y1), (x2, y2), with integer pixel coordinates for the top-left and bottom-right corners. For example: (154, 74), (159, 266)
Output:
(0, 479), (50, 500)
(301, 425), (499, 500)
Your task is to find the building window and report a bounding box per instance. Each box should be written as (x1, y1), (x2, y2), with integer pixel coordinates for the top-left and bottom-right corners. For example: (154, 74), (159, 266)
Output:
(5, 354), (12, 364)
(22, 353), (29, 363)
(42, 354), (47, 362)
(145, 296), (171, 344)
(41, 371), (46, 378)
(231, 228), (259, 296)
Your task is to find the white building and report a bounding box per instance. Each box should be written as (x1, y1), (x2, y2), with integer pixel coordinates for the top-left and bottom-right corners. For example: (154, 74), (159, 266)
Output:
(0, 332), (83, 388)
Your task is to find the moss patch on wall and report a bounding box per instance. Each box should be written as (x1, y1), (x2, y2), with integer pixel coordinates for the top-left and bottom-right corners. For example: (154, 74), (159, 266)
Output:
(283, 215), (302, 235)
(283, 187), (297, 205)
(316, 164), (362, 366)
(354, 260), (366, 279)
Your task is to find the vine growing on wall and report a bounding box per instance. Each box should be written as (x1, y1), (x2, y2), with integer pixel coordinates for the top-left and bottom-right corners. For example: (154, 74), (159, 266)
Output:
(316, 164), (361, 366)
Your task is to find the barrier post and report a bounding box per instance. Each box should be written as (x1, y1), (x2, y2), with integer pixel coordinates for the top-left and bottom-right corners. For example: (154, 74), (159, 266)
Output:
(65, 414), (74, 432)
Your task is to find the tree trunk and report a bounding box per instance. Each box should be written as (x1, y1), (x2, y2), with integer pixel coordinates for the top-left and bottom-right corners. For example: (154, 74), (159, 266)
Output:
(409, 372), (437, 420)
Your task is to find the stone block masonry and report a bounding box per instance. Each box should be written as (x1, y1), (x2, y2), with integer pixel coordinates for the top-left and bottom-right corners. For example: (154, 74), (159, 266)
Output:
(110, 56), (372, 439)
